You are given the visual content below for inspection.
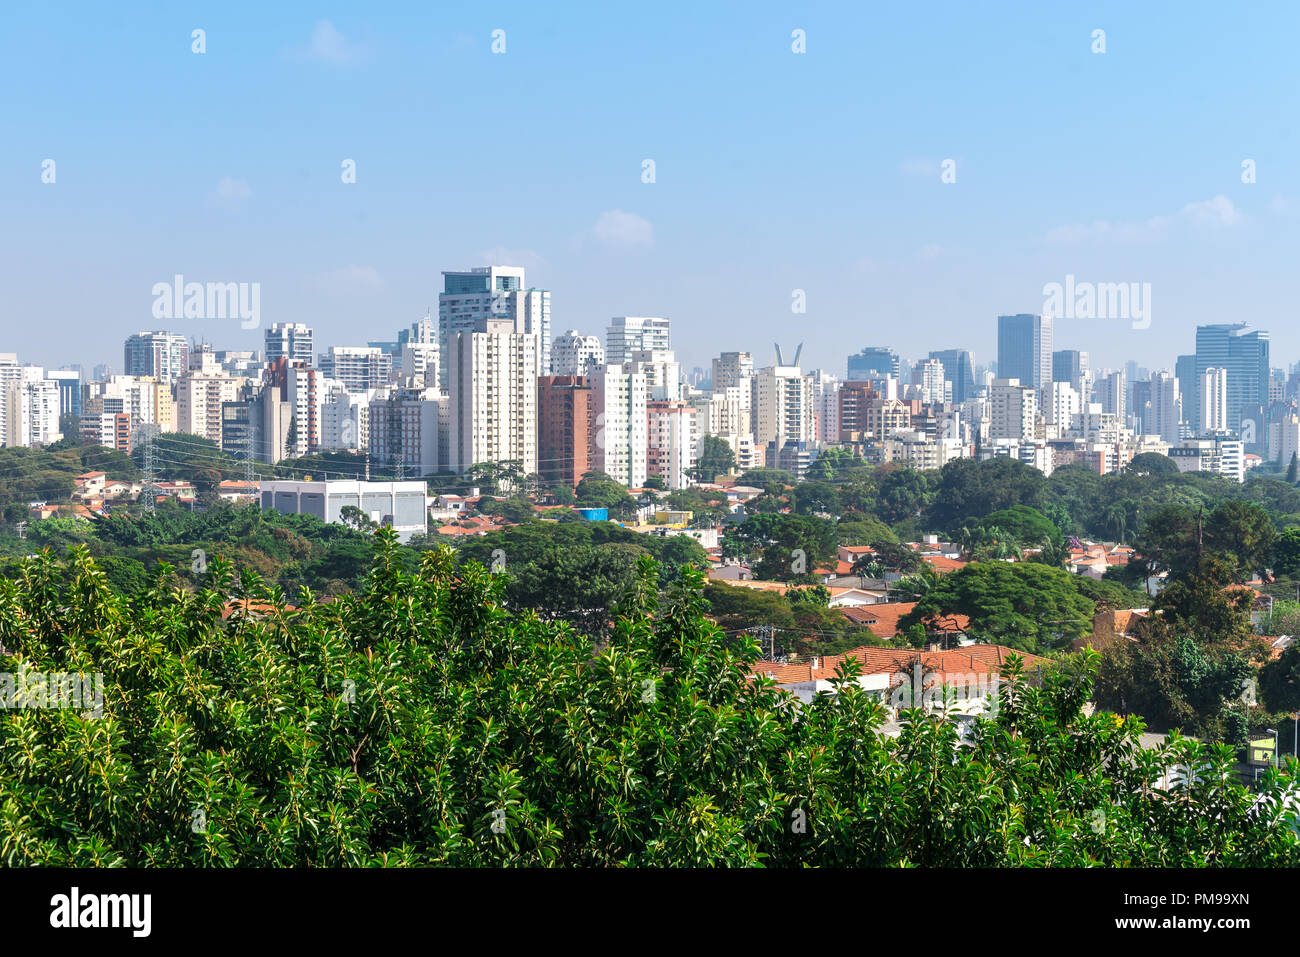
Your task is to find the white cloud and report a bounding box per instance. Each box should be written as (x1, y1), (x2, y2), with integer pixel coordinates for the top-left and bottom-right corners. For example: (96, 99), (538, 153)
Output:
(1182, 194), (1241, 227)
(302, 20), (368, 65)
(1045, 195), (1242, 244)
(315, 265), (384, 294)
(593, 209), (654, 247)
(209, 177), (251, 209)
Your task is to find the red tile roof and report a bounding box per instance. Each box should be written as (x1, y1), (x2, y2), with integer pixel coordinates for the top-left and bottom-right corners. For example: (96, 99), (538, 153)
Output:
(840, 601), (970, 638)
(749, 644), (1048, 686)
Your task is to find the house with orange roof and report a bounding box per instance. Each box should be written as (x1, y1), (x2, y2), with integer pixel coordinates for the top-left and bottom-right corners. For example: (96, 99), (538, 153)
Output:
(73, 471), (107, 495)
(1072, 607), (1147, 652)
(840, 601), (971, 643)
(749, 643), (1048, 712)
(920, 554), (967, 574)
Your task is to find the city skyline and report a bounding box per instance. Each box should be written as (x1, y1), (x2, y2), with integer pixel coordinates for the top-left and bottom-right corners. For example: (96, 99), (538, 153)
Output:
(5, 2), (1300, 374)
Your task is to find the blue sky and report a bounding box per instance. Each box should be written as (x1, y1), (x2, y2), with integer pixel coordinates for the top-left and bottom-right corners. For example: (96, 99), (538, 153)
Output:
(2, 0), (1299, 377)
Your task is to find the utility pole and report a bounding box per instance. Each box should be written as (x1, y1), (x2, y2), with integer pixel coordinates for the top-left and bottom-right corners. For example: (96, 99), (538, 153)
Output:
(244, 425), (255, 488)
(138, 424), (159, 514)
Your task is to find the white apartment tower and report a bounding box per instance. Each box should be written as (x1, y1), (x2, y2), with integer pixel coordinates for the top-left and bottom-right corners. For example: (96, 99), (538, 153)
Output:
(752, 365), (815, 447)
(590, 365), (649, 488)
(1149, 371), (1182, 444)
(552, 330), (605, 376)
(439, 266), (550, 379)
(647, 400), (697, 491)
(124, 331), (189, 386)
(989, 378), (1037, 442)
(1200, 367), (1229, 434)
(606, 317), (671, 366)
(265, 323), (315, 366)
(712, 352), (754, 391)
(177, 374), (243, 444)
(447, 319), (540, 475)
(3, 368), (61, 447)
(319, 346), (392, 392)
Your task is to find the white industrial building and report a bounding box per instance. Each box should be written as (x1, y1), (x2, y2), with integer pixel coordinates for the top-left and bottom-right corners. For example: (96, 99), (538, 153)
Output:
(259, 480), (428, 542)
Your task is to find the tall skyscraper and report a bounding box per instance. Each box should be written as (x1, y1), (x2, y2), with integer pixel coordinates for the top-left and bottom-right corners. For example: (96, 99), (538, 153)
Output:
(846, 347), (900, 381)
(606, 317), (671, 366)
(46, 368), (82, 421)
(1194, 323), (1269, 433)
(265, 323), (314, 366)
(1051, 350), (1089, 394)
(124, 331), (189, 386)
(997, 315), (1052, 392)
(928, 349), (975, 403)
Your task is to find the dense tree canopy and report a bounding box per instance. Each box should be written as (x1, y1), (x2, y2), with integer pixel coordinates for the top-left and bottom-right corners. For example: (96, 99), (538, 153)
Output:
(898, 561), (1096, 653)
(0, 536), (1295, 866)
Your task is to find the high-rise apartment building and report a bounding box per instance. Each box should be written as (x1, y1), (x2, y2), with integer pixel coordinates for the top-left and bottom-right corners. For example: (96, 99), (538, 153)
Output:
(647, 400), (697, 491)
(712, 352), (755, 392)
(2, 368), (61, 447)
(918, 359), (950, 405)
(439, 267), (551, 379)
(1149, 371), (1182, 444)
(176, 373), (244, 445)
(552, 331), (605, 377)
(752, 364), (815, 448)
(811, 371), (841, 444)
(624, 349), (681, 401)
(264, 323), (314, 366)
(837, 381), (878, 442)
(1096, 371), (1126, 422)
(606, 317), (671, 366)
(124, 331), (189, 386)
(368, 388), (442, 476)
(537, 375), (594, 488)
(590, 365), (649, 488)
(989, 378), (1037, 442)
(319, 346), (392, 392)
(1200, 367), (1229, 434)
(446, 319), (540, 475)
